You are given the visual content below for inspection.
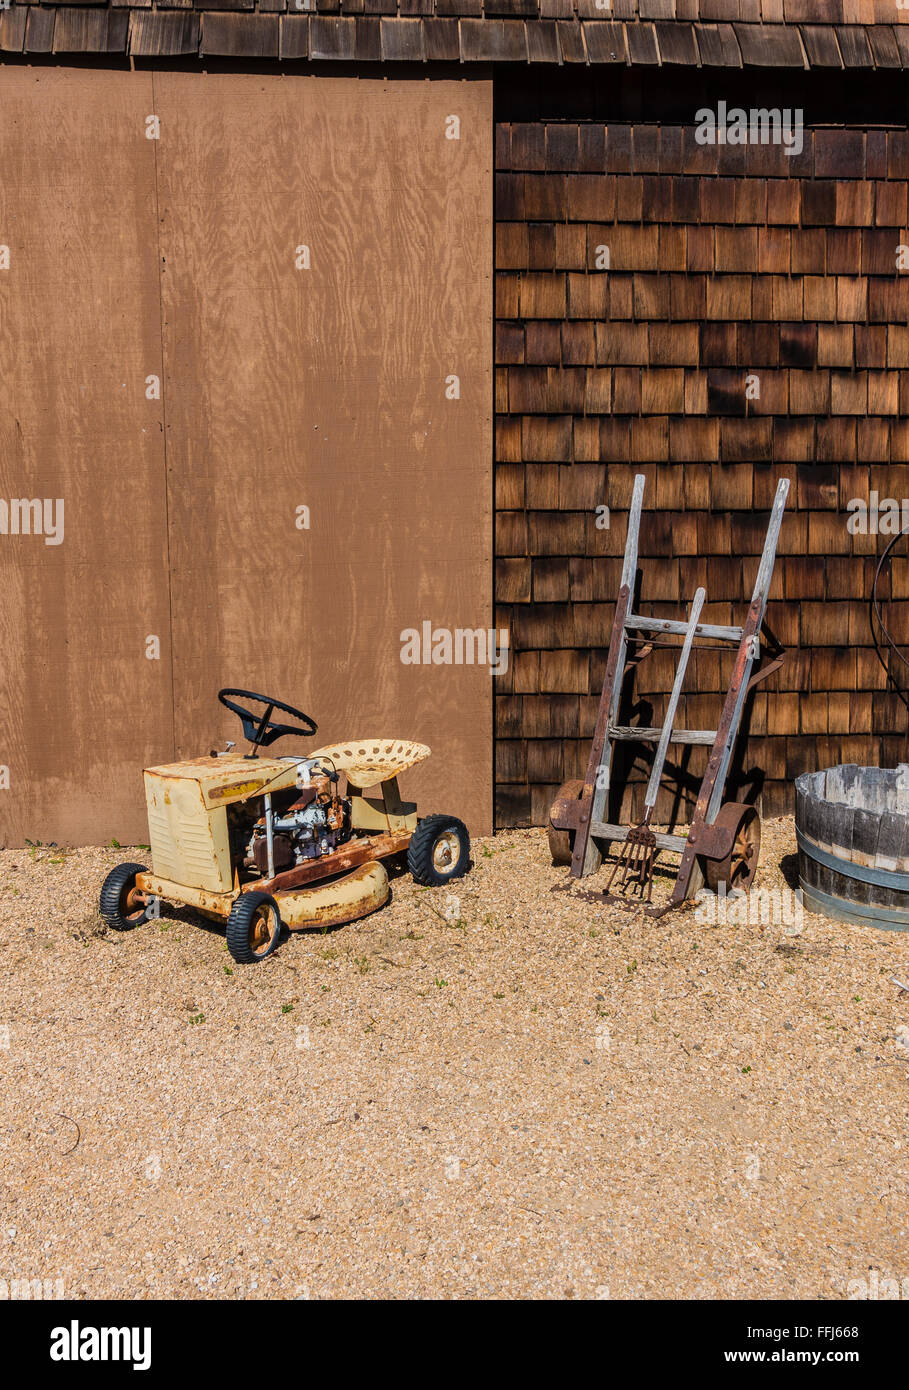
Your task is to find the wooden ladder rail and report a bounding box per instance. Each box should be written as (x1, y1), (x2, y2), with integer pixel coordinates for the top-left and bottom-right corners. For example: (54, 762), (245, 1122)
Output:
(640, 586), (706, 819)
(667, 476), (791, 907)
(569, 475), (645, 878)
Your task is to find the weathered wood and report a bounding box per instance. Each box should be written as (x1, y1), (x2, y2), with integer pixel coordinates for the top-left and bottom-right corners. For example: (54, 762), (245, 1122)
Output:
(624, 615), (743, 643)
(608, 726), (717, 746)
(591, 823), (687, 854)
(643, 586), (705, 811)
(154, 72), (493, 835)
(0, 68), (170, 845)
(796, 766), (909, 931)
(0, 70), (493, 845)
(570, 472), (644, 878)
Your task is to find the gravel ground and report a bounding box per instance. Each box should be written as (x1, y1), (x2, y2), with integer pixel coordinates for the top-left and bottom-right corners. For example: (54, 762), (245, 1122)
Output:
(0, 816), (906, 1301)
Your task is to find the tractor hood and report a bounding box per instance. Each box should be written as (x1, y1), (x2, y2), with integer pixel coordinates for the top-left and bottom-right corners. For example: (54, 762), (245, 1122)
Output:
(144, 755), (303, 811)
(142, 755), (307, 894)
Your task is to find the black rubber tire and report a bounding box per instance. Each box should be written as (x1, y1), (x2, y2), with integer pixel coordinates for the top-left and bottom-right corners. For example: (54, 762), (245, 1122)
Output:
(407, 814), (470, 887)
(226, 891), (282, 965)
(99, 862), (151, 932)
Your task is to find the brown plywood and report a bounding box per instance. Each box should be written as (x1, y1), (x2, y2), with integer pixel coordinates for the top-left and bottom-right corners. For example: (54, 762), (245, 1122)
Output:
(154, 74), (493, 832)
(0, 68), (173, 846)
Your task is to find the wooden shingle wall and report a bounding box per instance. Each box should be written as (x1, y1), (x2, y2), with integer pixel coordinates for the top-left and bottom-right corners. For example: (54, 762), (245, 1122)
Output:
(494, 119), (909, 829)
(5, 3), (909, 66)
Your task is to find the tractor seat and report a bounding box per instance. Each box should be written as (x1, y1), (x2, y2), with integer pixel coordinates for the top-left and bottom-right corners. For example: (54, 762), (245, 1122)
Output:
(309, 738), (431, 787)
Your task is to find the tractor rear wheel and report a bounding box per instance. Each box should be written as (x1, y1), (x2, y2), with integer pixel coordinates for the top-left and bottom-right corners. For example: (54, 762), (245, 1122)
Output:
(408, 815), (470, 886)
(226, 891), (282, 965)
(100, 862), (152, 932)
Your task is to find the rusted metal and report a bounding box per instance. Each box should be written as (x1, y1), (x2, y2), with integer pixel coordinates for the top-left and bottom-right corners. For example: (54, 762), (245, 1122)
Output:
(252, 833), (295, 876)
(135, 871), (234, 918)
(280, 861), (390, 930)
(666, 597), (764, 909)
(685, 819), (735, 861)
(700, 803), (761, 894)
(246, 830), (412, 896)
(208, 777), (269, 802)
(604, 814), (658, 903)
(308, 738), (431, 788)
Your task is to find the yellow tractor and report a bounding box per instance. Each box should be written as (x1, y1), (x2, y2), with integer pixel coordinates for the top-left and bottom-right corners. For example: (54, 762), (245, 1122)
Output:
(100, 689), (470, 964)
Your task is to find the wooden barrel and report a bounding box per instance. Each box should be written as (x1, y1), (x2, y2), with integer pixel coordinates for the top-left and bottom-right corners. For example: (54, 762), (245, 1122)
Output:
(795, 765), (909, 932)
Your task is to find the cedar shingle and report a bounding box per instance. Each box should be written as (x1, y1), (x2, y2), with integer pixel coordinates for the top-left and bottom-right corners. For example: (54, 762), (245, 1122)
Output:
(24, 7), (55, 52)
(280, 13), (309, 55)
(654, 20), (699, 63)
(801, 181), (836, 225)
(780, 322), (818, 367)
(867, 26), (900, 69)
(815, 129), (865, 178)
(578, 125), (607, 173)
(526, 18), (560, 62)
(493, 113), (909, 824)
(835, 24), (873, 67)
(192, 0), (252, 10)
(459, 18), (528, 61)
(626, 21), (659, 64)
(130, 11), (199, 53)
(423, 16), (459, 58)
(875, 180), (909, 225)
(557, 18), (586, 62)
(828, 229), (867, 275)
(567, 174), (616, 221)
(734, 21), (805, 65)
(307, 15), (354, 55)
(380, 16), (423, 58)
(583, 22), (627, 63)
(0, 5), (25, 51)
(54, 9), (125, 49)
(694, 21), (742, 66)
(545, 124), (579, 172)
(799, 23), (842, 67)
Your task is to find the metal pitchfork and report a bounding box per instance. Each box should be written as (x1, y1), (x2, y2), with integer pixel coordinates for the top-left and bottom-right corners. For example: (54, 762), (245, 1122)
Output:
(604, 586), (706, 907)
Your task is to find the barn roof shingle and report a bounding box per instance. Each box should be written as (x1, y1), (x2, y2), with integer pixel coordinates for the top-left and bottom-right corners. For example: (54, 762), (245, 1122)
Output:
(2, 1), (909, 66)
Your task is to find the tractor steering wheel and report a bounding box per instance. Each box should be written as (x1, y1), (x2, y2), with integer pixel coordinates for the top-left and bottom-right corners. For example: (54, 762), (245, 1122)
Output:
(218, 689), (318, 752)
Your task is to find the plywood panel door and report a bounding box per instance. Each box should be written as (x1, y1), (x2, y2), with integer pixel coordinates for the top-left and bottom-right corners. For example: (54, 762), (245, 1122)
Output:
(155, 75), (493, 832)
(0, 69), (173, 845)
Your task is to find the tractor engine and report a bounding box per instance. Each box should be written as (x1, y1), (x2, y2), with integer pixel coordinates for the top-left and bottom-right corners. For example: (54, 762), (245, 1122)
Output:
(245, 770), (351, 877)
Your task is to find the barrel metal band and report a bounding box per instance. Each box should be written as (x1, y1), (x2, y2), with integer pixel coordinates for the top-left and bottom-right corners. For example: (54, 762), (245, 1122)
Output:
(799, 879), (909, 930)
(796, 826), (909, 893)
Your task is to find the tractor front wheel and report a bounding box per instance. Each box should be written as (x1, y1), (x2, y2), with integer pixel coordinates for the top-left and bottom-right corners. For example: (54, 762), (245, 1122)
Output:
(226, 891), (282, 965)
(100, 862), (152, 932)
(408, 815), (470, 887)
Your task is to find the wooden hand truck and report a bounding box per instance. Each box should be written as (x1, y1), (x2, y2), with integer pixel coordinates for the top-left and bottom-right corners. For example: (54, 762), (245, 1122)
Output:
(549, 475), (790, 915)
